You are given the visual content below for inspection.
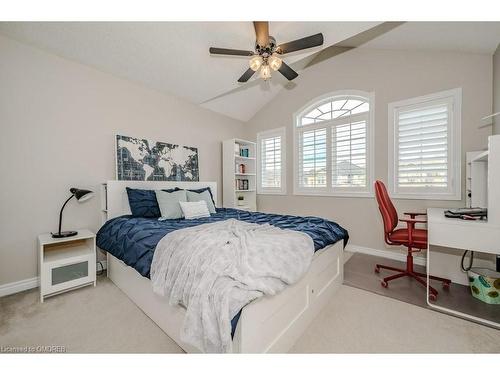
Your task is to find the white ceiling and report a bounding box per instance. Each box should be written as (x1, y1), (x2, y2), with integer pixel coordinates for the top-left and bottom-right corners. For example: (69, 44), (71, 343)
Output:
(362, 22), (500, 54)
(1, 22), (498, 122)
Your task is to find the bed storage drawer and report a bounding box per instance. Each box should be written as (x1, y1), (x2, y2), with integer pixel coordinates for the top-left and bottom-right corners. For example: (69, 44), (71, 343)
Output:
(309, 243), (342, 298)
(236, 241), (344, 353)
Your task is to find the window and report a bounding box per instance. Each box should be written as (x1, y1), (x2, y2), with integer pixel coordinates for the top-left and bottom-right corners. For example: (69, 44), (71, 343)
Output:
(294, 91), (374, 197)
(257, 127), (286, 194)
(388, 88), (461, 200)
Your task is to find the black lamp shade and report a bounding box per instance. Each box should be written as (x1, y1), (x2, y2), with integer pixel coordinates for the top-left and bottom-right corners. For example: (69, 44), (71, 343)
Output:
(70, 188), (94, 202)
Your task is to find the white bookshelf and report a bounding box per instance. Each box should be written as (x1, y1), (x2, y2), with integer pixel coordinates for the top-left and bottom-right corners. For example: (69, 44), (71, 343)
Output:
(466, 151), (487, 208)
(466, 135), (500, 224)
(223, 138), (257, 211)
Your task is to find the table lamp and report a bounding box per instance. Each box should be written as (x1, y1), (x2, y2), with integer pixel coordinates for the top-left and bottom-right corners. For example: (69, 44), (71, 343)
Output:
(51, 187), (94, 238)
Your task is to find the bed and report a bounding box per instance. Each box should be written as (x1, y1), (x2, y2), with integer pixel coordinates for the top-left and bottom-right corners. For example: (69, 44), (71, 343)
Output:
(98, 180), (348, 353)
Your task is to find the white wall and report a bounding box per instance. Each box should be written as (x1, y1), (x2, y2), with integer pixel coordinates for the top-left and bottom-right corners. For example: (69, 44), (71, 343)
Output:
(0, 35), (244, 286)
(243, 47), (493, 284)
(494, 44), (500, 135)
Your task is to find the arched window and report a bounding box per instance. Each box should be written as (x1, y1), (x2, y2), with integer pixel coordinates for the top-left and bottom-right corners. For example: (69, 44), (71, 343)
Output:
(294, 91), (374, 196)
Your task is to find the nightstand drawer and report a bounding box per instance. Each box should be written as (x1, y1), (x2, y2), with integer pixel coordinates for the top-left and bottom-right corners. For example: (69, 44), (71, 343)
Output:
(38, 229), (97, 302)
(41, 253), (95, 296)
(52, 260), (89, 285)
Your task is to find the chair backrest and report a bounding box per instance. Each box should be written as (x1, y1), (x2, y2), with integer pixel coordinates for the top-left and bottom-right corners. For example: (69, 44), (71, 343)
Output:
(374, 180), (398, 235)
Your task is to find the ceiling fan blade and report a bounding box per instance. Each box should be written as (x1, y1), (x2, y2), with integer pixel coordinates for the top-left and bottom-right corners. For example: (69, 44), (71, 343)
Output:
(237, 68), (256, 83)
(253, 21), (269, 47)
(276, 33), (324, 55)
(209, 47), (254, 56)
(278, 61), (299, 81)
(306, 22), (404, 68)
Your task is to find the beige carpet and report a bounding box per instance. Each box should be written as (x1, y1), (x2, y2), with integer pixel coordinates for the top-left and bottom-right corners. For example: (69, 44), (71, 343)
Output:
(1, 276), (499, 353)
(0, 277), (183, 353)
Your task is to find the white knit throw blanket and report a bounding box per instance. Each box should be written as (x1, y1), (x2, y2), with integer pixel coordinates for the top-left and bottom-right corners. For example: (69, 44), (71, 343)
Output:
(150, 219), (314, 353)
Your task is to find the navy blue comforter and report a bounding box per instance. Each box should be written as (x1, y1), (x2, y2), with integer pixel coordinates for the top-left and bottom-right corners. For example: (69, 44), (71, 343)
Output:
(97, 208), (348, 278)
(96, 208), (348, 338)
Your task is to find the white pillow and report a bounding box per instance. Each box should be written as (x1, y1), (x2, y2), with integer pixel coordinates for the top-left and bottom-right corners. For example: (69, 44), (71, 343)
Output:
(179, 200), (211, 220)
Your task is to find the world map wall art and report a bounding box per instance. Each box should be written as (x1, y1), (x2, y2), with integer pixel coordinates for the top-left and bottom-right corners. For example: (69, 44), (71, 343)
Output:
(115, 135), (199, 181)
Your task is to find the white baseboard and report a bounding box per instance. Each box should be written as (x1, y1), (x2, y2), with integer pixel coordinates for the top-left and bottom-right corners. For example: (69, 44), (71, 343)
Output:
(345, 244), (426, 266)
(0, 261), (107, 298)
(0, 277), (39, 297)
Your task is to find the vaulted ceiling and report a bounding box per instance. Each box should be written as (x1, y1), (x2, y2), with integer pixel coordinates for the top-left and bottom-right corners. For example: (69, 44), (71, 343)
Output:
(1, 22), (499, 121)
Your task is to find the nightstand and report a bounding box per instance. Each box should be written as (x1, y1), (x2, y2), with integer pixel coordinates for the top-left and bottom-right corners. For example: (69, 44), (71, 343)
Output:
(38, 229), (96, 302)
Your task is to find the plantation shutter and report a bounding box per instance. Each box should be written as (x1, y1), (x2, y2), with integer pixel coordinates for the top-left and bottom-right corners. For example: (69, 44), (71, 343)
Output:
(260, 136), (281, 189)
(332, 119), (367, 188)
(395, 101), (451, 190)
(298, 127), (327, 188)
(257, 127), (286, 194)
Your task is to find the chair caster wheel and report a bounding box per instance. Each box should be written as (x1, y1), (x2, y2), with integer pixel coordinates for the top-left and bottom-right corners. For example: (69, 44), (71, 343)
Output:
(429, 293), (437, 302)
(375, 267), (380, 274)
(442, 282), (450, 290)
(381, 280), (388, 288)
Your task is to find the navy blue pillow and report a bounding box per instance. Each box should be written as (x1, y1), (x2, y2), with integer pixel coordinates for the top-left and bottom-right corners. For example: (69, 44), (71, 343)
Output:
(126, 188), (160, 218)
(126, 187), (179, 218)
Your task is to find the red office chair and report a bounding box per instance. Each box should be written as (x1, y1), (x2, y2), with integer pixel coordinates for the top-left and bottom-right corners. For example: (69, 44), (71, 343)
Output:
(374, 180), (450, 301)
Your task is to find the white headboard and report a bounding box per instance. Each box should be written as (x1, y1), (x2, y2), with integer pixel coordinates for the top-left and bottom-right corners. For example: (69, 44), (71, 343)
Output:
(106, 180), (218, 220)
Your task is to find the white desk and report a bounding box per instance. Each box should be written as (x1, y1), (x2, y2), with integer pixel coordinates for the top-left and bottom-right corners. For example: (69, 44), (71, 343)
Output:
(426, 208), (500, 328)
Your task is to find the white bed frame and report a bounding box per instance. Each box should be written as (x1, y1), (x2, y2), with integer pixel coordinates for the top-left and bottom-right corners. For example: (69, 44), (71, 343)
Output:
(104, 180), (344, 353)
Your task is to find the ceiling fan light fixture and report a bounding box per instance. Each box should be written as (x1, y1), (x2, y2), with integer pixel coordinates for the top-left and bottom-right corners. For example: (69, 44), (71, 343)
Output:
(249, 56), (263, 72)
(268, 55), (282, 71)
(209, 21), (323, 83)
(259, 64), (272, 80)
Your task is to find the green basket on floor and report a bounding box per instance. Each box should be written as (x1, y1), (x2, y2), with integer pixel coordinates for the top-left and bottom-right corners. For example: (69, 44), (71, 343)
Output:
(467, 267), (500, 304)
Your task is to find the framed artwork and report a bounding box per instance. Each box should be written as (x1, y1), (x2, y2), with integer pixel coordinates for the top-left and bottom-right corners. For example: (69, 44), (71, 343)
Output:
(115, 134), (199, 181)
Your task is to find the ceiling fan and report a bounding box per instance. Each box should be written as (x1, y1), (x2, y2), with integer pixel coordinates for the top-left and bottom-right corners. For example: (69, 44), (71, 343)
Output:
(209, 22), (324, 83)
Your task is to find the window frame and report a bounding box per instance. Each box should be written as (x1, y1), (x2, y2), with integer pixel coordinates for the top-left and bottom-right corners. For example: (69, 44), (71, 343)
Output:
(388, 88), (462, 200)
(257, 127), (287, 195)
(293, 90), (375, 198)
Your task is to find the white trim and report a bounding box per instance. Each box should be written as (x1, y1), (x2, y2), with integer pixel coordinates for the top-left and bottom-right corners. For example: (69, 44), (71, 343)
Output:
(388, 88), (462, 200)
(0, 277), (39, 297)
(344, 244), (426, 266)
(257, 127), (287, 195)
(293, 90), (375, 198)
(293, 190), (374, 198)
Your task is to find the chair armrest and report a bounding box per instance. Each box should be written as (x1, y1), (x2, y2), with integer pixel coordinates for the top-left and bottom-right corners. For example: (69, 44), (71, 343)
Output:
(400, 218), (427, 224)
(404, 212), (427, 218)
(399, 218), (426, 244)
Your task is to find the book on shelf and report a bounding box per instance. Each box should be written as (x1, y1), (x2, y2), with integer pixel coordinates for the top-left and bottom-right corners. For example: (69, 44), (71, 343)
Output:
(235, 179), (249, 190)
(239, 147), (249, 157)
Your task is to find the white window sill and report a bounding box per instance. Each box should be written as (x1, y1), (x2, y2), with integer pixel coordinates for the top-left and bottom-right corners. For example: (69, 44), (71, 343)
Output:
(293, 189), (374, 198)
(389, 192), (461, 201)
(257, 190), (287, 196)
